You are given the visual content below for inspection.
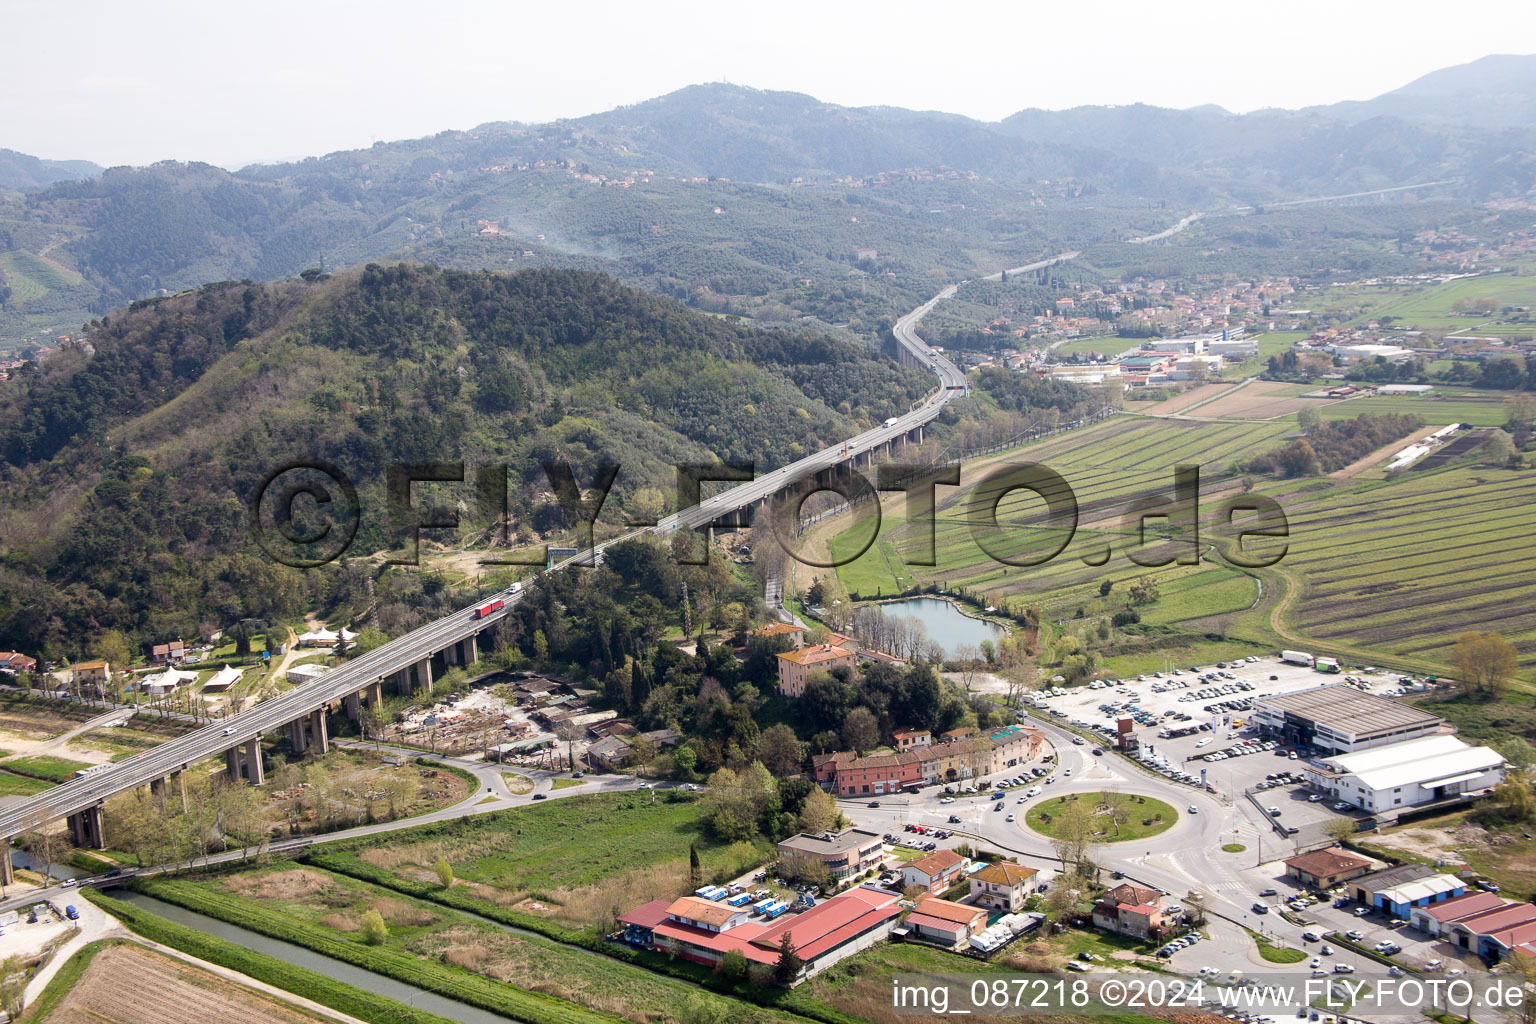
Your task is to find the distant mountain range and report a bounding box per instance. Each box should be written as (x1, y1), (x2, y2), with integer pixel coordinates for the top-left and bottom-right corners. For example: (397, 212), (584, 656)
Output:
(0, 54), (1532, 343)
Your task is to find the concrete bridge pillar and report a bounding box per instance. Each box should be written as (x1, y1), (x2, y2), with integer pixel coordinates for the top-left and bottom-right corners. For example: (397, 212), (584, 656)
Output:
(67, 805), (107, 850)
(309, 708), (329, 755)
(149, 776), (167, 801)
(413, 658), (433, 694)
(0, 841), (12, 887)
(288, 717), (308, 755)
(367, 681), (383, 706)
(343, 691), (362, 721)
(175, 770), (188, 814)
(226, 738), (264, 785)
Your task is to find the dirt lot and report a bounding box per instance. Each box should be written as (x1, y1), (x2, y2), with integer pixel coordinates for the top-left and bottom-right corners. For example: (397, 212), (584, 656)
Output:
(47, 943), (331, 1024)
(1133, 382), (1233, 416)
(1195, 380), (1325, 420)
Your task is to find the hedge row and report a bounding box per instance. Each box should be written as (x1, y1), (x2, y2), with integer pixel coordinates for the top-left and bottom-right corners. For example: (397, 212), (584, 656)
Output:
(83, 890), (462, 1024)
(125, 878), (626, 1024)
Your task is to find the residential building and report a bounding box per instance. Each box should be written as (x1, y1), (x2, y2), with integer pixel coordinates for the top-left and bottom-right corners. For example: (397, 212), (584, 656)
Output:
(904, 896), (987, 948)
(751, 622), (805, 648)
(968, 861), (1039, 912)
(618, 884), (902, 983)
(892, 729), (931, 751)
(810, 724), (1044, 796)
(900, 849), (967, 895)
(1303, 734), (1505, 813)
(71, 660), (110, 693)
(777, 829), (884, 881)
(0, 652), (37, 673)
(1282, 848), (1376, 889)
(775, 645), (856, 698)
(1092, 890), (1164, 940)
(150, 640), (186, 664)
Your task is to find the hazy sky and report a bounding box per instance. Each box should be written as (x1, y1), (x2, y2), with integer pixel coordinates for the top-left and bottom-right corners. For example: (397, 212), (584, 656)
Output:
(5, 0), (1532, 169)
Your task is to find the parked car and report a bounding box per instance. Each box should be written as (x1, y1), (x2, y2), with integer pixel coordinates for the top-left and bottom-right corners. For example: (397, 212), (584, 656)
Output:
(532, 793), (547, 800)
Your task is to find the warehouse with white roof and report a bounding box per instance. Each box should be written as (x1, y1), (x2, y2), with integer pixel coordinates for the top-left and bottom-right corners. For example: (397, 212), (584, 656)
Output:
(1303, 734), (1505, 813)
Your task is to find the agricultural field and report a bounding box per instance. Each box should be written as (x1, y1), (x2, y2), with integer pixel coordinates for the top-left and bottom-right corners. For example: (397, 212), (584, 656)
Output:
(306, 792), (773, 930)
(1276, 463), (1536, 672)
(1311, 389), (1514, 427)
(1194, 380), (1320, 420)
(0, 249), (85, 304)
(1131, 382), (1232, 416)
(136, 866), (798, 1024)
(1331, 271), (1536, 337)
(827, 416), (1292, 611)
(41, 941), (332, 1024)
(815, 403), (1536, 681)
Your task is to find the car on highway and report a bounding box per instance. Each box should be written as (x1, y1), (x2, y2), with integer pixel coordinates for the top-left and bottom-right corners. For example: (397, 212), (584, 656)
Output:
(1005, 814), (1015, 822)
(532, 793), (547, 800)
(1344, 930), (1364, 941)
(1258, 888), (1277, 897)
(1252, 902), (1270, 914)
(1333, 964), (1354, 974)
(1187, 805), (1198, 814)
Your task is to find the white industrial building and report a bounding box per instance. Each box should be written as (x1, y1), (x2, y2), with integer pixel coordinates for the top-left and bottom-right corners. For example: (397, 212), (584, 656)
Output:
(1303, 734), (1505, 813)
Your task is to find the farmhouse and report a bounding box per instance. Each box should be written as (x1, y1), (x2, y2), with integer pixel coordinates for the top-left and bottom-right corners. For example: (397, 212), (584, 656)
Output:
(1251, 685), (1445, 753)
(777, 828), (885, 881)
(899, 849), (967, 895)
(618, 884), (902, 983)
(0, 652), (36, 674)
(71, 660), (111, 693)
(1282, 848), (1376, 889)
(150, 640), (186, 664)
(1302, 734), (1505, 813)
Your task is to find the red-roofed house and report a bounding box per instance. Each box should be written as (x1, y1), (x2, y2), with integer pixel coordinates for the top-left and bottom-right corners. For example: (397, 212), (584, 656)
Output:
(0, 652), (37, 673)
(968, 861), (1039, 912)
(892, 729), (931, 751)
(1443, 900), (1536, 960)
(899, 849), (967, 895)
(751, 622), (805, 648)
(618, 885), (902, 983)
(1283, 848), (1376, 889)
(904, 896), (987, 947)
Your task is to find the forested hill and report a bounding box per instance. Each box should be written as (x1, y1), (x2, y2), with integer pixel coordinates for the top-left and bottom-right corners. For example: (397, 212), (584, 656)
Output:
(0, 265), (930, 657)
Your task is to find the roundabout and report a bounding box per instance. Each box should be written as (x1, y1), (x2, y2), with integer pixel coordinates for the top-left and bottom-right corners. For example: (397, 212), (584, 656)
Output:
(1023, 790), (1179, 843)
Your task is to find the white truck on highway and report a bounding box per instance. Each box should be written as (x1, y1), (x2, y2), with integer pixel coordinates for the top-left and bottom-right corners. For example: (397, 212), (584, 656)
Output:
(883, 417), (900, 428)
(1280, 650), (1314, 667)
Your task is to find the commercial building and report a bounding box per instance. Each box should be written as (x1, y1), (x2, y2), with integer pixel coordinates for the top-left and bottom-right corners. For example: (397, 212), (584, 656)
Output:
(968, 861), (1039, 912)
(1303, 734), (1505, 813)
(1410, 891), (1507, 937)
(899, 849), (967, 895)
(1440, 899), (1536, 960)
(1347, 864), (1467, 919)
(775, 645), (857, 697)
(777, 829), (885, 881)
(618, 884), (903, 982)
(1251, 685), (1445, 753)
(1283, 848), (1377, 889)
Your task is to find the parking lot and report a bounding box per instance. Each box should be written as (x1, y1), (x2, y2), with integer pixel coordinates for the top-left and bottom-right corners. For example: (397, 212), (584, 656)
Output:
(1024, 657), (1408, 820)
